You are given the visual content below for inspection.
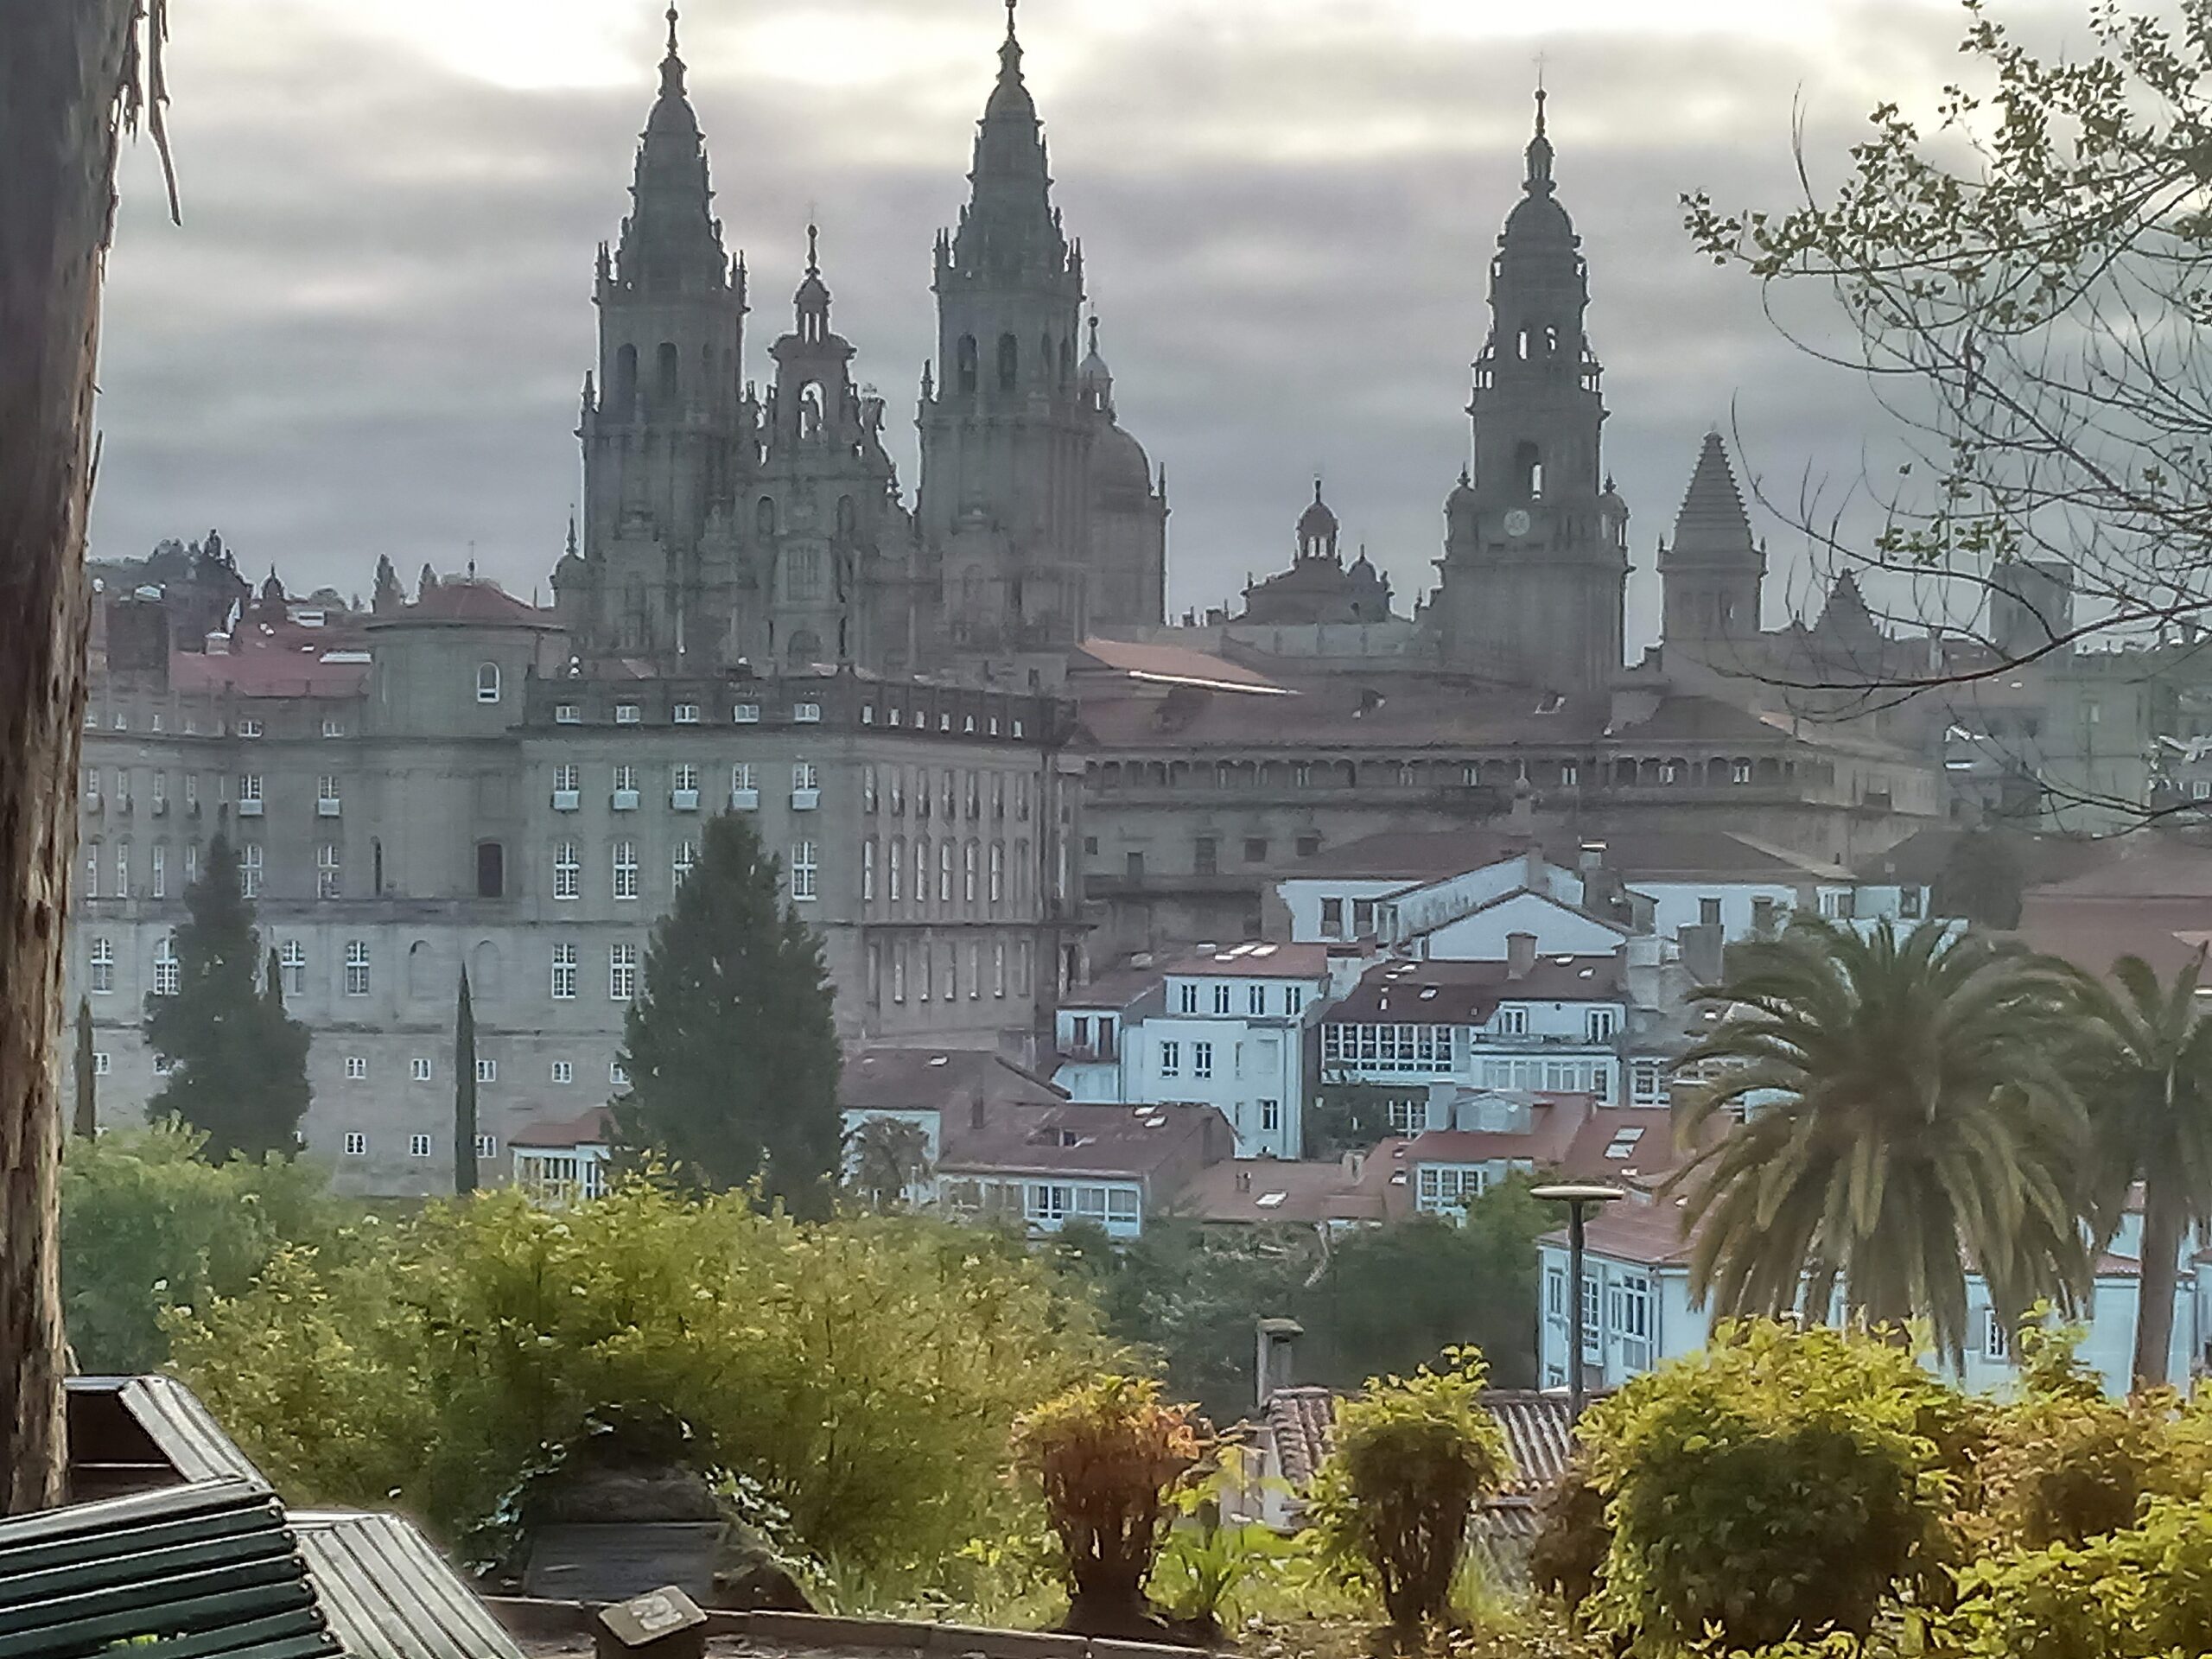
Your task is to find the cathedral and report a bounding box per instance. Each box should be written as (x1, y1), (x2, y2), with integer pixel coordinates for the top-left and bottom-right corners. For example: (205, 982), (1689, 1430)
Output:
(550, 4), (1168, 686)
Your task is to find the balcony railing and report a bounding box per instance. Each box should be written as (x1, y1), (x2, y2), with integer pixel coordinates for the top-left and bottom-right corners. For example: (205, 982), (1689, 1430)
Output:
(670, 788), (700, 812)
(551, 789), (580, 811)
(728, 787), (760, 810)
(610, 788), (639, 812)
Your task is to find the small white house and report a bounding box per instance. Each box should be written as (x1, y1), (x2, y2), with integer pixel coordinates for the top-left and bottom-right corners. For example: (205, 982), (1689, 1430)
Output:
(1535, 1197), (2195, 1398)
(1055, 943), (1330, 1159)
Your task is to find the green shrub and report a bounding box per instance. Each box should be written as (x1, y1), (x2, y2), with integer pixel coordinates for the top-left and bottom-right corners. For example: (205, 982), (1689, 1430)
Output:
(60, 1120), (344, 1373)
(1580, 1321), (1958, 1650)
(1310, 1346), (1510, 1632)
(1150, 1446), (1297, 1632)
(1011, 1376), (1202, 1635)
(168, 1180), (1108, 1583)
(1944, 1496), (2212, 1659)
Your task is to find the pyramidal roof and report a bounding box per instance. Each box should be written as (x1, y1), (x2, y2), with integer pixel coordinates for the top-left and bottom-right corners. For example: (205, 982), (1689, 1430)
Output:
(1664, 431), (1760, 568)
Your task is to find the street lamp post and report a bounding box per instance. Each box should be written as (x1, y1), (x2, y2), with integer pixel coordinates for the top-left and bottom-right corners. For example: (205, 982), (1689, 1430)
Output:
(1529, 1182), (1628, 1420)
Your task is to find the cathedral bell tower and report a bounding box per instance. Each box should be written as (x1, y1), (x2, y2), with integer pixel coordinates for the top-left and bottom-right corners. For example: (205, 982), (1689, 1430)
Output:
(564, 6), (749, 658)
(918, 0), (1094, 669)
(1433, 91), (1629, 692)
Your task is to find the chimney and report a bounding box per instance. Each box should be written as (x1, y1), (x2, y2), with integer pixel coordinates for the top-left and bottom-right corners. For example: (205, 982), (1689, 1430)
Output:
(1579, 842), (1606, 875)
(1506, 931), (1537, 981)
(1236, 1167), (1252, 1193)
(1508, 777), (1536, 838)
(1255, 1317), (1303, 1411)
(1678, 922), (1725, 988)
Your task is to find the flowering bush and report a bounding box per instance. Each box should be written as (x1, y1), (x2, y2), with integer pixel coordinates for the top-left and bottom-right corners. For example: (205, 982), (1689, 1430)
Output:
(1011, 1376), (1204, 1635)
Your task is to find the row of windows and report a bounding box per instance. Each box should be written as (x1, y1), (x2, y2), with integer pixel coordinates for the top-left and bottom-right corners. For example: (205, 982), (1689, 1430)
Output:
(86, 711), (349, 739)
(340, 1132), (502, 1160)
(89, 933), (664, 1007)
(552, 839), (817, 903)
(339, 1053), (626, 1088)
(1096, 757), (1771, 791)
(867, 937), (1033, 1004)
(1321, 1022), (1455, 1072)
(1173, 980), (1306, 1018)
(861, 837), (1026, 911)
(861, 766), (1033, 822)
(552, 698), (819, 727)
(553, 761), (817, 805)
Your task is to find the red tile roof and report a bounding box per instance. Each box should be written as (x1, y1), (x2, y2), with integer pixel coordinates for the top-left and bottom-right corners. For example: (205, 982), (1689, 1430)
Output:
(1325, 955), (1624, 1026)
(1539, 1195), (1704, 1266)
(839, 1046), (1065, 1113)
(1263, 1386), (1573, 1499)
(1173, 1156), (1390, 1225)
(936, 1100), (1231, 1181)
(378, 578), (551, 627)
(1163, 941), (1332, 979)
(510, 1106), (615, 1149)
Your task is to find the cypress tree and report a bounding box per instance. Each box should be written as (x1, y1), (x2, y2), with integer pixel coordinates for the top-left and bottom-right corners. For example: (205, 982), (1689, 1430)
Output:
(454, 968), (479, 1194)
(613, 810), (841, 1215)
(73, 998), (96, 1141)
(144, 832), (312, 1161)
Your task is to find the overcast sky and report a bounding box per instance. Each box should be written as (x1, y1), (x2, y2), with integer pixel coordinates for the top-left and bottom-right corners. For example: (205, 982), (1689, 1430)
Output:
(90, 0), (2039, 648)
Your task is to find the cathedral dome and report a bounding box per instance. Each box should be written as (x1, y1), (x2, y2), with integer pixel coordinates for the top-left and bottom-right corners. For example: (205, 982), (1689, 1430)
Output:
(1093, 423), (1153, 502)
(1297, 480), (1339, 552)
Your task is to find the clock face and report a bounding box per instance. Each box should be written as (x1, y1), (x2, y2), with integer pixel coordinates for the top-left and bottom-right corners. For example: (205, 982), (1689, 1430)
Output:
(1503, 508), (1532, 538)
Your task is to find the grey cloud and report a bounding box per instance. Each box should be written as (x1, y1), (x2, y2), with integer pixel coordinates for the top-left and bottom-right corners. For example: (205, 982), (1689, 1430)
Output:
(90, 0), (1986, 652)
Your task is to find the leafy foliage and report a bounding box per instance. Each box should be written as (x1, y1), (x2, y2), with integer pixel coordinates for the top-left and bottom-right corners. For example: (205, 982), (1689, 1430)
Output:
(847, 1115), (933, 1212)
(1301, 1185), (1548, 1391)
(1579, 1321), (1965, 1651)
(1945, 1496), (2212, 1659)
(1012, 1376), (1204, 1632)
(167, 1180), (1105, 1582)
(1310, 1347), (1510, 1631)
(1684, 3), (2212, 817)
(1671, 918), (2089, 1362)
(60, 1121), (342, 1374)
(1527, 1458), (1610, 1624)
(143, 832), (312, 1161)
(1150, 1446), (1299, 1631)
(613, 811), (841, 1216)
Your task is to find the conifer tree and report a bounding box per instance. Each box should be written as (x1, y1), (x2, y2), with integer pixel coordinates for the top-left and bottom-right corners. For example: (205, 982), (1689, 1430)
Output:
(454, 969), (479, 1194)
(613, 811), (840, 1215)
(73, 1000), (96, 1141)
(144, 834), (312, 1161)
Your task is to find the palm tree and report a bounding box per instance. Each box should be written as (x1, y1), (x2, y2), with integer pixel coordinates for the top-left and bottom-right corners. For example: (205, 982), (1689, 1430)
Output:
(2065, 951), (2212, 1391)
(1669, 918), (2090, 1365)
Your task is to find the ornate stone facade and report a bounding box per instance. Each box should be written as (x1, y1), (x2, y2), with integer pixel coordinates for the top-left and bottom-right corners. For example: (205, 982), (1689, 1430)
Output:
(553, 6), (1167, 685)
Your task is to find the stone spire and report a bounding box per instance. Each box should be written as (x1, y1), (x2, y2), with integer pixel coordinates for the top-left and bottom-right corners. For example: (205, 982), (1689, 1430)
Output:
(1669, 430), (1755, 556)
(794, 220), (832, 341)
(1660, 430), (1764, 643)
(615, 2), (728, 294)
(950, 0), (1071, 285)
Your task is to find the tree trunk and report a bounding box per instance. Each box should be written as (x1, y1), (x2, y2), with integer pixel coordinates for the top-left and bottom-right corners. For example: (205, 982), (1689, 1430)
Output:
(1, 0), (137, 1514)
(2134, 1177), (2184, 1392)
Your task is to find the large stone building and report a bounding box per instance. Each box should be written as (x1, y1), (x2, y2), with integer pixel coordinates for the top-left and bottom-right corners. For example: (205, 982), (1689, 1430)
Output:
(550, 7), (1167, 684)
(70, 576), (1078, 1195)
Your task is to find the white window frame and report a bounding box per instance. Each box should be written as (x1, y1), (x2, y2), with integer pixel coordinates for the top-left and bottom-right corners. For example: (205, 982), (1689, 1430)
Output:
(610, 943), (638, 1001)
(343, 1132), (367, 1157)
(551, 943), (578, 1001)
(791, 841), (818, 902)
(612, 840), (639, 901)
(410, 1057), (433, 1083)
(554, 840), (581, 900)
(475, 662), (502, 704)
(344, 940), (371, 997)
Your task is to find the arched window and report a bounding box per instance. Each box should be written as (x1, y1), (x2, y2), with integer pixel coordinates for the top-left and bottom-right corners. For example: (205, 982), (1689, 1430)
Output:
(612, 342), (638, 411)
(1058, 336), (1073, 385)
(1543, 323), (1560, 359)
(1516, 328), (1529, 359)
(655, 340), (679, 408)
(1039, 334), (1052, 385)
(957, 334), (978, 394)
(470, 939), (504, 1000)
(997, 333), (1019, 391)
(755, 497), (777, 538)
(476, 841), (505, 899)
(475, 661), (501, 704)
(406, 939), (433, 1002)
(787, 628), (823, 665)
(836, 495), (856, 538)
(1514, 440), (1542, 500)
